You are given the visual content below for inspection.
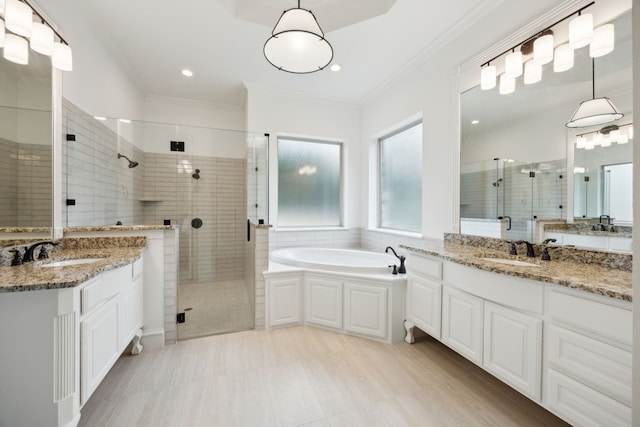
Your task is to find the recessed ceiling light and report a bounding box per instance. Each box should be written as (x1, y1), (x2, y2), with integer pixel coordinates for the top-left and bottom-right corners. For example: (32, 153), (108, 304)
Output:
(471, 120), (480, 124)
(181, 69), (193, 77)
(330, 64), (341, 72)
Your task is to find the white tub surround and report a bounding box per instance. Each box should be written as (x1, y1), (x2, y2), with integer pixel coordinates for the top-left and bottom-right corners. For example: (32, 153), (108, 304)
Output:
(265, 248), (406, 344)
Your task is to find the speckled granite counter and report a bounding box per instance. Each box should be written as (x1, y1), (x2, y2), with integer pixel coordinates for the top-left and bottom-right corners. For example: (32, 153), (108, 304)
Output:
(545, 222), (632, 238)
(64, 225), (176, 232)
(400, 235), (632, 302)
(0, 237), (146, 293)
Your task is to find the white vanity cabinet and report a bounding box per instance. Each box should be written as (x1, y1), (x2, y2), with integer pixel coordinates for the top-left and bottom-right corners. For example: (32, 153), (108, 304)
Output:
(405, 253), (442, 341)
(0, 257), (144, 427)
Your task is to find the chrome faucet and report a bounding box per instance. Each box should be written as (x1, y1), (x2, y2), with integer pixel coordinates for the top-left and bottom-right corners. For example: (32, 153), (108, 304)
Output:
(385, 246), (406, 274)
(516, 240), (536, 257)
(23, 241), (59, 262)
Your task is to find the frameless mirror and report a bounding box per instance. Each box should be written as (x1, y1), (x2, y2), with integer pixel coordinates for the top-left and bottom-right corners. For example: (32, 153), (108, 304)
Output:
(460, 10), (632, 246)
(0, 49), (53, 241)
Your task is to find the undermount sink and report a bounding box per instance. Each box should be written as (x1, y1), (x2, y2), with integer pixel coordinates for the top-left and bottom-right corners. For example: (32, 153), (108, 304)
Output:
(480, 257), (540, 267)
(39, 258), (108, 267)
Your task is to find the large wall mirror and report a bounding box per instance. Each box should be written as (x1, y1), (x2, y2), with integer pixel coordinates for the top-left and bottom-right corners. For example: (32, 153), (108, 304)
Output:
(459, 5), (632, 248)
(0, 48), (53, 239)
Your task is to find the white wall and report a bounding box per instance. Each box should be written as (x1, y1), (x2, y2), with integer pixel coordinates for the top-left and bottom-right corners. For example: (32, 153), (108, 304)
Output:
(245, 84), (362, 229)
(37, 0), (145, 120)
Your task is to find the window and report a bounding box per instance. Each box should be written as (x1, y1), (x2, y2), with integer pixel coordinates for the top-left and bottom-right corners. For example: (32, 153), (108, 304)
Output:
(278, 138), (342, 227)
(379, 122), (422, 232)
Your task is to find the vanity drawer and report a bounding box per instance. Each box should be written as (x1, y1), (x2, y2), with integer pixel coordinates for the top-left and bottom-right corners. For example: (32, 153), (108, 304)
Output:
(547, 324), (631, 406)
(81, 266), (130, 315)
(408, 254), (442, 280)
(547, 289), (631, 346)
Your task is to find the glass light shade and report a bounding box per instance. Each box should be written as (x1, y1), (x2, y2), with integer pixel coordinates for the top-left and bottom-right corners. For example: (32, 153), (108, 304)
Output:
(592, 133), (602, 146)
(4, 0), (32, 38)
(600, 136), (611, 147)
(504, 51), (523, 77)
(264, 7), (333, 73)
(0, 20), (5, 48)
(566, 97), (624, 128)
(0, 0), (4, 15)
(629, 127), (634, 139)
(569, 13), (593, 49)
(584, 138), (595, 150)
(30, 22), (54, 56)
(553, 43), (574, 72)
(618, 134), (629, 144)
(499, 73), (515, 95)
(523, 60), (542, 85)
(480, 65), (496, 90)
(533, 34), (554, 65)
(589, 24), (614, 58)
(3, 32), (28, 64)
(52, 42), (73, 71)
(575, 136), (586, 149)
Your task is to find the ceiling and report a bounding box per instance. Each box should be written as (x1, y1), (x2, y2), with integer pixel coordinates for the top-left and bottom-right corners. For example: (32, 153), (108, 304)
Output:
(77, 0), (559, 107)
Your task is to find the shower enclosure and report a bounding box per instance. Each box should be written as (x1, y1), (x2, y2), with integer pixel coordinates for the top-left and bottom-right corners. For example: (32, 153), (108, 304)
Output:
(63, 107), (268, 339)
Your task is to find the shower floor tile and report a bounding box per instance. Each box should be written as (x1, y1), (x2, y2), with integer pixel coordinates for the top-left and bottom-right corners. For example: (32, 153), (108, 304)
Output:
(177, 280), (253, 340)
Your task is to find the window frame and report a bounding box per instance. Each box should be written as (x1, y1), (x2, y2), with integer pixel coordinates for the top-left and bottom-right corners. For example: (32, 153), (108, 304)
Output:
(276, 136), (344, 229)
(377, 120), (423, 233)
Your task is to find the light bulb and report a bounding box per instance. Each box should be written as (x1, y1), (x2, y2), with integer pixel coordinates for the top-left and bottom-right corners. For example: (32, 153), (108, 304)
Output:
(533, 33), (554, 65)
(553, 44), (574, 72)
(504, 51), (523, 78)
(590, 24), (614, 58)
(569, 13), (593, 49)
(499, 73), (515, 95)
(480, 65), (496, 90)
(523, 60), (542, 85)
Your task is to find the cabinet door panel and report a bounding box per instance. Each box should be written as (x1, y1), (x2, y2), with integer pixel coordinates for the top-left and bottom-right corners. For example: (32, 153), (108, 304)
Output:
(483, 302), (541, 400)
(406, 275), (441, 339)
(267, 277), (301, 328)
(305, 277), (343, 329)
(81, 296), (120, 405)
(442, 287), (483, 365)
(120, 277), (143, 348)
(344, 282), (387, 340)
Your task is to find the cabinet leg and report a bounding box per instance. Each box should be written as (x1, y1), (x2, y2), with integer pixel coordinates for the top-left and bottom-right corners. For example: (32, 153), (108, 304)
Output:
(404, 320), (415, 344)
(131, 328), (143, 355)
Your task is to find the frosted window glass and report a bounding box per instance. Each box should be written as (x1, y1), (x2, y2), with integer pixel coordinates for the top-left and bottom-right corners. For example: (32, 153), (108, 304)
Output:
(379, 122), (422, 232)
(278, 139), (341, 227)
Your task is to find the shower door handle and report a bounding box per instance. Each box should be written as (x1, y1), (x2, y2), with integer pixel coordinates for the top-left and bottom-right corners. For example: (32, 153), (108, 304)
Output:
(247, 219), (251, 242)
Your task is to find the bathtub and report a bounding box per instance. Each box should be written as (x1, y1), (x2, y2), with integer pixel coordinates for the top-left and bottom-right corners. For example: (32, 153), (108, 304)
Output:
(270, 247), (399, 275)
(265, 247), (407, 344)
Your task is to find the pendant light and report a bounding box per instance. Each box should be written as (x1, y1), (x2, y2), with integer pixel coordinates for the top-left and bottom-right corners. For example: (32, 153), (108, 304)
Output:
(566, 59), (623, 128)
(263, 0), (333, 73)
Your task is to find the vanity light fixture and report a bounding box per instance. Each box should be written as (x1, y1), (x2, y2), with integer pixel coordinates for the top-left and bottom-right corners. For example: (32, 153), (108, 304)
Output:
(566, 58), (623, 128)
(574, 123), (633, 149)
(2, 0), (73, 70)
(479, 2), (615, 93)
(263, 0), (333, 73)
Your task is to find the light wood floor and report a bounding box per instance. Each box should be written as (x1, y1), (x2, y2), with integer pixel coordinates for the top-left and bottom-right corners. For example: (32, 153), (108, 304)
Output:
(79, 326), (570, 427)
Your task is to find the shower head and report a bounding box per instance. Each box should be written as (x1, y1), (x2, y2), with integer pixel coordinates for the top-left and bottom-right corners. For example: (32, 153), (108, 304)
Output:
(117, 153), (139, 168)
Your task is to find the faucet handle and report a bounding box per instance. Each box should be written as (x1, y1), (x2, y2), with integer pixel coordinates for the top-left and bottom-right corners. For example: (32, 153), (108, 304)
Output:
(10, 249), (23, 266)
(388, 265), (398, 275)
(541, 247), (552, 261)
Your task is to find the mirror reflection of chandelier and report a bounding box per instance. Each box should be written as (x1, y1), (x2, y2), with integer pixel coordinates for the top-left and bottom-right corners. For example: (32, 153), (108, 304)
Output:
(574, 123), (633, 150)
(263, 1), (333, 74)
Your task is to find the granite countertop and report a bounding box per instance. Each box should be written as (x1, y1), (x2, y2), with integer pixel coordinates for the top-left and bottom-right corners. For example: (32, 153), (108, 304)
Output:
(401, 238), (632, 302)
(64, 225), (176, 232)
(0, 245), (144, 293)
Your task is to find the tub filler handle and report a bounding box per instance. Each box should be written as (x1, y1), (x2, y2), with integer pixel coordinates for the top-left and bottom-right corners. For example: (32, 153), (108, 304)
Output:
(389, 265), (398, 275)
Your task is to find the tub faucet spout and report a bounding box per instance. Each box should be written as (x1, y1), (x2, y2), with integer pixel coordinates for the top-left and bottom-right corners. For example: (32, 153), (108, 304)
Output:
(385, 246), (406, 274)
